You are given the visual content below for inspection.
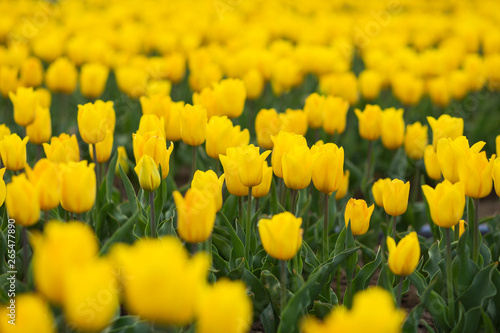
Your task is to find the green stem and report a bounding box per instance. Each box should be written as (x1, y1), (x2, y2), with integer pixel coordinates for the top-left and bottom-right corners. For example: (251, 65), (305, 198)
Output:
(454, 222), (460, 241)
(245, 187), (253, 268)
(290, 189), (298, 215)
(238, 196), (243, 226)
(92, 144), (100, 187)
(392, 215), (396, 239)
(149, 191), (156, 238)
(323, 193), (329, 261)
(206, 235), (212, 267)
(397, 275), (403, 307)
(279, 178), (286, 207)
(445, 228), (455, 324)
(280, 259), (287, 316)
(365, 140), (373, 182)
(44, 210), (49, 223)
(473, 198), (479, 263)
(192, 145), (197, 181)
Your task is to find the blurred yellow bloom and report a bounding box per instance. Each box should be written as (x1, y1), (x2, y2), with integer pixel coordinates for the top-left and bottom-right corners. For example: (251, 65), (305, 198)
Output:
(0, 66), (19, 97)
(115, 66), (148, 98)
(422, 180), (465, 228)
(255, 108), (281, 149)
(9, 86), (38, 127)
(165, 101), (184, 142)
(220, 147), (249, 197)
(0, 294), (55, 333)
(344, 198), (374, 236)
(372, 178), (389, 208)
(80, 62), (109, 98)
(243, 68), (264, 100)
(20, 57), (43, 87)
(0, 168), (5, 207)
(458, 151), (495, 198)
(191, 170), (225, 212)
(43, 133), (80, 163)
(140, 94), (171, 119)
(25, 159), (61, 211)
(383, 179), (410, 217)
(282, 144), (313, 190)
(279, 109), (308, 136)
(213, 78), (246, 118)
(193, 87), (219, 118)
(60, 161), (96, 214)
(35, 87), (52, 109)
(404, 122), (428, 160)
(0, 134), (28, 171)
(6, 174), (40, 226)
(359, 69), (383, 100)
(78, 102), (109, 144)
(427, 76), (450, 107)
(424, 145), (441, 180)
(335, 170), (350, 200)
(304, 93), (325, 129)
(0, 124), (11, 141)
(311, 143), (344, 194)
(271, 131), (307, 178)
(253, 162), (273, 198)
(180, 104), (207, 146)
(26, 105), (52, 145)
(258, 212), (303, 260)
(45, 57), (78, 94)
(380, 108), (405, 150)
(427, 114), (464, 149)
(146, 79), (171, 97)
(354, 104), (382, 141)
(387, 232), (420, 276)
(135, 155), (161, 192)
(391, 71), (424, 106)
(206, 116), (249, 159)
(237, 144), (271, 188)
(323, 96), (349, 135)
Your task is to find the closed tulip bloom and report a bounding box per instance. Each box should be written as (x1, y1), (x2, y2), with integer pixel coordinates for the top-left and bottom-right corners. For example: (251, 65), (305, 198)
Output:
(35, 87), (52, 108)
(0, 168), (5, 207)
(282, 144), (313, 190)
(80, 62), (109, 98)
(387, 232), (420, 276)
(494, 158), (500, 197)
(193, 87), (219, 118)
(311, 143), (344, 194)
(404, 122), (428, 160)
(60, 161), (96, 214)
(197, 279), (252, 333)
(206, 116), (249, 159)
(427, 114), (464, 149)
(424, 145), (441, 180)
(344, 198), (374, 236)
(243, 68), (264, 100)
(0, 124), (11, 140)
(458, 151), (495, 198)
(237, 144), (271, 187)
(32, 221), (98, 304)
(391, 71), (424, 106)
(454, 219), (467, 238)
(372, 178), (389, 207)
(6, 174), (40, 226)
(422, 180), (466, 228)
(383, 179), (410, 216)
(220, 148), (249, 196)
(115, 66), (148, 98)
(380, 108), (405, 150)
(253, 162), (273, 198)
(255, 108), (281, 149)
(213, 78), (246, 119)
(304, 93), (325, 129)
(94, 100), (116, 133)
(43, 133), (80, 163)
(63, 259), (119, 332)
(135, 155), (161, 191)
(133, 131), (173, 179)
(78, 103), (108, 144)
(140, 94), (171, 119)
(335, 170), (350, 200)
(271, 131), (307, 178)
(359, 69), (383, 100)
(45, 57), (78, 94)
(437, 136), (484, 183)
(258, 212), (303, 260)
(26, 105), (52, 145)
(279, 109), (308, 136)
(354, 104), (382, 141)
(191, 170), (225, 212)
(0, 66), (18, 98)
(164, 101), (183, 142)
(428, 76), (450, 107)
(0, 134), (29, 171)
(0, 294), (55, 333)
(9, 86), (38, 126)
(174, 188), (217, 243)
(323, 96), (349, 135)
(20, 57), (44, 87)
(180, 104), (207, 146)
(137, 114), (166, 139)
(116, 146), (130, 174)
(25, 159), (61, 211)
(89, 130), (114, 163)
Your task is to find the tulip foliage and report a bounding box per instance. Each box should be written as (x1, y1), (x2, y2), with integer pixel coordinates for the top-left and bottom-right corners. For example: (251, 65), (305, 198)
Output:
(1, 1), (500, 333)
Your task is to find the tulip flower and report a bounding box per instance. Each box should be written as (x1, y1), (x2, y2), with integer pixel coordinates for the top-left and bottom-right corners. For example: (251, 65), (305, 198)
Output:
(304, 92), (325, 129)
(164, 101), (184, 142)
(193, 87), (219, 118)
(258, 212), (303, 260)
(109, 237), (208, 326)
(0, 66), (18, 98)
(354, 104), (382, 141)
(146, 80), (170, 98)
(60, 161), (96, 214)
(271, 131), (308, 178)
(116, 146), (130, 175)
(140, 94), (171, 119)
(43, 133), (80, 163)
(206, 116), (249, 159)
(404, 122), (428, 160)
(255, 108), (281, 149)
(372, 178), (389, 208)
(6, 174), (40, 226)
(89, 129), (114, 163)
(496, 135), (500, 157)
(77, 102), (109, 144)
(25, 159), (61, 211)
(391, 71), (424, 106)
(458, 151), (495, 199)
(137, 114), (166, 139)
(243, 68), (264, 99)
(335, 170), (350, 200)
(174, 188), (217, 243)
(0, 124), (11, 141)
(0, 168), (5, 207)
(387, 232), (420, 277)
(424, 145), (441, 180)
(0, 294), (55, 333)
(436, 136), (484, 183)
(1, 133), (27, 171)
(237, 144), (271, 188)
(493, 157), (500, 197)
(80, 62), (109, 98)
(213, 78), (246, 118)
(428, 77), (450, 107)
(311, 143), (345, 195)
(422, 180), (465, 228)
(220, 148), (249, 197)
(35, 87), (52, 108)
(427, 114), (464, 149)
(380, 107), (405, 150)
(344, 198), (374, 236)
(135, 155), (161, 192)
(115, 66), (148, 98)
(26, 105), (52, 145)
(279, 109), (308, 136)
(282, 144), (313, 190)
(9, 86), (38, 126)
(253, 162), (273, 198)
(383, 179), (410, 217)
(359, 69), (383, 100)
(133, 131), (174, 179)
(20, 57), (44, 87)
(323, 96), (349, 135)
(180, 103), (207, 150)
(197, 279), (252, 333)
(191, 170), (225, 212)
(45, 57), (78, 94)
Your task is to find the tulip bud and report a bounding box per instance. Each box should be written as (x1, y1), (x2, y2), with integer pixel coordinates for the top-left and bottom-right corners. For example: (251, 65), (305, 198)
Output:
(354, 104), (382, 141)
(6, 174), (40, 226)
(26, 105), (52, 145)
(20, 57), (44, 87)
(380, 107), (405, 150)
(180, 104), (207, 146)
(311, 143), (344, 194)
(282, 144), (313, 190)
(372, 178), (389, 207)
(213, 78), (246, 118)
(404, 122), (428, 160)
(43, 133), (80, 163)
(255, 108), (281, 149)
(78, 102), (109, 144)
(135, 155), (161, 192)
(271, 131), (307, 178)
(219, 148), (249, 196)
(323, 96), (349, 135)
(279, 109), (308, 136)
(387, 232), (420, 276)
(258, 212), (303, 260)
(359, 69), (383, 100)
(237, 144), (271, 188)
(422, 180), (465, 228)
(0, 294), (55, 333)
(94, 100), (116, 133)
(89, 130), (114, 163)
(304, 93), (325, 129)
(344, 198), (374, 236)
(253, 162), (273, 199)
(383, 179), (410, 216)
(25, 159), (61, 211)
(45, 57), (78, 94)
(0, 134), (29, 171)
(191, 170), (225, 212)
(0, 66), (19, 98)
(60, 161), (96, 214)
(458, 152), (495, 199)
(427, 114), (464, 149)
(9, 86), (38, 126)
(79, 62), (109, 99)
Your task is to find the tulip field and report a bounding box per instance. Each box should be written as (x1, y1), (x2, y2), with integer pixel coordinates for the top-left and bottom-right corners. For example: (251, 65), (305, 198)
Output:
(2, 0), (500, 332)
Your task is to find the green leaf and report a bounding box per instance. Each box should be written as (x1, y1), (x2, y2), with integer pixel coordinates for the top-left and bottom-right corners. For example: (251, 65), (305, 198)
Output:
(353, 246), (383, 292)
(227, 257), (245, 280)
(312, 301), (333, 320)
(154, 171), (167, 224)
(302, 240), (320, 275)
(333, 226), (347, 257)
(260, 303), (277, 333)
(119, 165), (138, 214)
(481, 308), (495, 333)
(212, 251), (229, 278)
(242, 268), (270, 319)
(219, 211), (245, 261)
(99, 211), (139, 255)
(423, 241), (443, 280)
(106, 150), (119, 202)
(457, 263), (497, 311)
(261, 269), (283, 311)
(95, 202), (114, 242)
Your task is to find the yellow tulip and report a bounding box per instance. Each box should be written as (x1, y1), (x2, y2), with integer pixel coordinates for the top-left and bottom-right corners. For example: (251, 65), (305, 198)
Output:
(137, 114), (166, 139)
(80, 62), (109, 98)
(323, 96), (349, 135)
(380, 108), (405, 150)
(174, 188), (216, 243)
(458, 151), (495, 198)
(422, 180), (466, 228)
(258, 212), (303, 260)
(493, 158), (500, 197)
(344, 198), (374, 236)
(140, 94), (171, 119)
(391, 71), (424, 106)
(164, 101), (184, 142)
(26, 105), (52, 145)
(9, 86), (38, 127)
(404, 122), (428, 160)
(311, 143), (344, 194)
(387, 232), (420, 276)
(0, 168), (5, 207)
(0, 134), (29, 171)
(109, 237), (208, 325)
(89, 129), (114, 163)
(372, 178), (389, 208)
(383, 179), (410, 216)
(496, 135), (500, 157)
(6, 174), (40, 226)
(220, 148), (249, 197)
(449, 70), (469, 100)
(453, 219), (467, 238)
(424, 145), (441, 180)
(60, 161), (96, 214)
(304, 93), (325, 129)
(427, 114), (464, 149)
(43, 133), (80, 163)
(354, 104), (382, 141)
(77, 102), (109, 144)
(146, 80), (171, 98)
(132, 131), (173, 179)
(180, 104), (207, 146)
(359, 69), (383, 100)
(25, 159), (61, 211)
(437, 136), (484, 183)
(279, 109), (308, 136)
(206, 116), (249, 159)
(32, 221), (98, 304)
(94, 100), (116, 133)
(45, 57), (78, 94)
(135, 155), (161, 192)
(213, 78), (246, 118)
(116, 146), (130, 174)
(237, 144), (271, 188)
(253, 162), (273, 198)
(35, 87), (52, 108)
(20, 56), (44, 87)
(196, 279), (253, 333)
(255, 108), (281, 149)
(0, 66), (18, 98)
(0, 124), (11, 141)
(335, 170), (350, 200)
(193, 87), (219, 119)
(115, 66), (148, 98)
(271, 131), (307, 178)
(243, 68), (264, 100)
(428, 76), (450, 107)
(191, 170), (225, 212)
(0, 294), (55, 333)
(282, 144), (313, 190)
